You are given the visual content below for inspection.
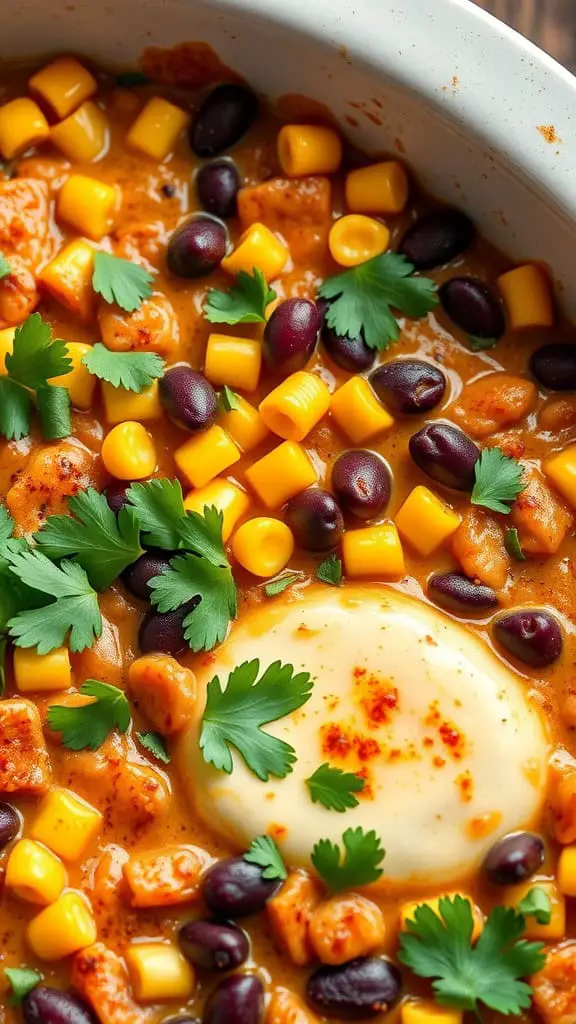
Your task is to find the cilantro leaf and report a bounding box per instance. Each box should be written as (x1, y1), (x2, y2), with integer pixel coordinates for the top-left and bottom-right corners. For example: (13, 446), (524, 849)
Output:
(178, 506), (228, 568)
(0, 377), (31, 440)
(47, 679), (130, 750)
(319, 253), (438, 350)
(200, 659), (313, 781)
(306, 763), (365, 812)
(116, 70), (150, 87)
(505, 526), (527, 561)
(264, 572), (301, 597)
(244, 835), (287, 881)
(149, 555), (236, 651)
(82, 343), (165, 393)
(316, 555), (342, 586)
(518, 886), (552, 925)
(398, 894), (546, 1015)
(36, 384), (71, 441)
(468, 335), (498, 352)
(4, 967), (42, 1006)
(471, 448), (525, 514)
(205, 268), (276, 325)
(0, 254), (11, 280)
(137, 730), (170, 764)
(36, 487), (144, 590)
(7, 551), (102, 653)
(5, 313), (71, 389)
(126, 478), (186, 549)
(92, 252), (154, 313)
(219, 385), (241, 412)
(311, 827), (385, 890)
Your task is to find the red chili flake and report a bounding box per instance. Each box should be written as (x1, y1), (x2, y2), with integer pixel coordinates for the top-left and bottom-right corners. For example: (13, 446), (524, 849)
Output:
(322, 723), (352, 758)
(439, 721), (465, 759)
(356, 737), (381, 762)
(423, 736), (434, 748)
(268, 824), (287, 840)
(353, 666), (367, 679)
(360, 686), (399, 726)
(456, 771), (474, 802)
(388, 748), (401, 761)
(433, 756), (446, 768)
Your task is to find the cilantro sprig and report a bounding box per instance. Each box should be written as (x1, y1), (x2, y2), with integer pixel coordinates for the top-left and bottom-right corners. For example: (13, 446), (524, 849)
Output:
(505, 526), (527, 562)
(244, 835), (287, 881)
(0, 314), (72, 441)
(92, 252), (154, 313)
(36, 488), (144, 590)
(149, 552), (237, 652)
(311, 827), (385, 890)
(518, 886), (552, 925)
(199, 659), (313, 781)
(137, 730), (170, 764)
(47, 680), (130, 750)
(219, 385), (241, 412)
(471, 448), (525, 514)
(82, 343), (165, 393)
(306, 763), (365, 812)
(398, 894), (546, 1015)
(316, 555), (342, 586)
(125, 479), (227, 565)
(205, 268), (276, 325)
(319, 253), (438, 351)
(4, 967), (42, 1006)
(264, 573), (301, 598)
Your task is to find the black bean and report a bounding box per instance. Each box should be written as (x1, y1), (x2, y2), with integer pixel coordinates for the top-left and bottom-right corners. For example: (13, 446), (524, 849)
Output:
(105, 480), (131, 513)
(179, 918), (249, 971)
(190, 84), (258, 158)
(307, 957), (401, 1020)
(399, 208), (475, 270)
(493, 609), (563, 668)
(331, 450), (391, 521)
(139, 599), (199, 655)
(197, 159), (241, 219)
(22, 986), (96, 1024)
(284, 488), (344, 552)
(409, 422), (480, 490)
(370, 359), (446, 414)
(159, 366), (219, 432)
(483, 832), (545, 886)
(321, 324), (375, 373)
(440, 276), (506, 339)
(427, 572), (498, 614)
(530, 343), (576, 391)
(167, 215), (227, 278)
(203, 973), (264, 1024)
(263, 298), (321, 372)
(0, 802), (20, 849)
(122, 550), (174, 601)
(203, 856), (282, 918)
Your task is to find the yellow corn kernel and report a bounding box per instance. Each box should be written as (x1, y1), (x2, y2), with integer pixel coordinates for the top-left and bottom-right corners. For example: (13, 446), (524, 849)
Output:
(0, 98), (50, 160)
(331, 376), (394, 444)
(126, 98), (190, 161)
(329, 215), (390, 268)
(51, 101), (109, 163)
(502, 879), (565, 940)
(126, 943), (195, 1001)
(277, 124), (342, 177)
(204, 334), (262, 392)
(0, 327), (15, 375)
(38, 240), (96, 321)
(232, 517), (294, 577)
(222, 223), (289, 281)
(497, 264), (555, 330)
(395, 486), (461, 556)
(31, 788), (102, 862)
(184, 480), (250, 542)
(219, 393), (269, 452)
(259, 371), (331, 442)
(27, 890), (97, 960)
(13, 646), (71, 693)
(50, 342), (96, 410)
(402, 1001), (463, 1024)
(245, 441), (317, 508)
(343, 523), (405, 580)
(101, 421), (156, 480)
(102, 380), (162, 425)
(29, 57), (97, 119)
(558, 846), (576, 896)
(57, 174), (117, 241)
(543, 444), (576, 508)
(6, 839), (67, 905)
(345, 161), (409, 215)
(175, 425), (240, 489)
(400, 894), (484, 944)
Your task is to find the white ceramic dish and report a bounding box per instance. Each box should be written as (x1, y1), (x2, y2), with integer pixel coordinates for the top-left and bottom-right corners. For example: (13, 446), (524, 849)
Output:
(2, 0), (576, 311)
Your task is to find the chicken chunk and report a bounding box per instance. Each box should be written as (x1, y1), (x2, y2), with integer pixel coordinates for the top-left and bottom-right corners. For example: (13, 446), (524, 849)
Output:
(72, 944), (155, 1024)
(124, 844), (205, 907)
(452, 508), (510, 589)
(0, 178), (52, 271)
(267, 870), (324, 966)
(532, 943), (576, 1024)
(0, 699), (51, 795)
(114, 220), (171, 268)
(449, 372), (537, 439)
(308, 894), (386, 965)
(6, 440), (103, 534)
(511, 468), (573, 556)
(98, 293), (179, 356)
(267, 989), (321, 1024)
(0, 256), (39, 327)
(238, 176), (332, 264)
(548, 762), (576, 845)
(111, 761), (171, 828)
(127, 654), (197, 735)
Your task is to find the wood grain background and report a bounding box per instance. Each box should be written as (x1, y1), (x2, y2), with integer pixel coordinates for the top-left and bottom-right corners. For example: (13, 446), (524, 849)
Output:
(473, 0), (576, 70)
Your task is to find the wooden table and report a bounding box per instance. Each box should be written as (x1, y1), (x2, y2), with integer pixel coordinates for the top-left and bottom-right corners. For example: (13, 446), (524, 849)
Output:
(473, 0), (576, 71)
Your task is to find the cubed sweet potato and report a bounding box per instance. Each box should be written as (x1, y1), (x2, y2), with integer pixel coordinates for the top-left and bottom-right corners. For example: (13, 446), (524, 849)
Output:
(0, 698), (51, 794)
(127, 654), (197, 736)
(267, 989), (321, 1024)
(0, 256), (38, 327)
(238, 176), (332, 264)
(72, 943), (155, 1024)
(0, 178), (52, 272)
(6, 440), (103, 534)
(124, 844), (205, 907)
(450, 372), (537, 439)
(511, 468), (573, 555)
(532, 943), (576, 1024)
(452, 508), (510, 589)
(267, 870), (324, 966)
